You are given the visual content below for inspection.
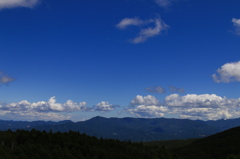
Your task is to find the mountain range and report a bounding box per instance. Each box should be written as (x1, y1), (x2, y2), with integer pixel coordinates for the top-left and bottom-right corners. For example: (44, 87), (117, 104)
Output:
(1, 116), (240, 141)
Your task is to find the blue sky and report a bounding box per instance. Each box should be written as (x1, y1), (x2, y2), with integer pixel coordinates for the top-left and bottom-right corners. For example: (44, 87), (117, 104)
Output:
(0, 0), (240, 121)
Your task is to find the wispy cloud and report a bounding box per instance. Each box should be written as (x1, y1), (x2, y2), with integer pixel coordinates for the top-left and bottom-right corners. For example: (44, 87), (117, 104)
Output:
(116, 18), (144, 29)
(132, 18), (169, 43)
(212, 61), (240, 83)
(127, 94), (240, 120)
(232, 18), (240, 35)
(116, 17), (169, 43)
(145, 86), (166, 94)
(155, 0), (173, 8)
(169, 86), (185, 93)
(0, 71), (15, 85)
(0, 0), (39, 10)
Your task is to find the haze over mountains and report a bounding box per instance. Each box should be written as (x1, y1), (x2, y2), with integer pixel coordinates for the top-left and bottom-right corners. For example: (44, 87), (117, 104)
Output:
(2, 116), (240, 142)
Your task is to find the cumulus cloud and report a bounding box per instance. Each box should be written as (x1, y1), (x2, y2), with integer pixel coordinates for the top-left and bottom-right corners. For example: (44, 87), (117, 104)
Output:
(0, 0), (39, 9)
(145, 86), (166, 94)
(30, 96), (88, 112)
(127, 105), (167, 118)
(212, 61), (240, 83)
(165, 94), (240, 120)
(164, 94), (225, 107)
(0, 97), (89, 121)
(169, 86), (185, 93)
(130, 95), (160, 106)
(116, 18), (169, 43)
(232, 18), (240, 35)
(94, 101), (119, 111)
(127, 95), (165, 118)
(127, 94), (240, 120)
(0, 72), (15, 85)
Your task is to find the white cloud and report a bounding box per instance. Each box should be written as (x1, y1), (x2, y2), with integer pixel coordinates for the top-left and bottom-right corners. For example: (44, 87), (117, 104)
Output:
(116, 18), (143, 29)
(132, 18), (169, 43)
(94, 101), (119, 111)
(0, 0), (39, 9)
(127, 105), (167, 118)
(155, 0), (173, 8)
(0, 72), (15, 85)
(164, 94), (225, 107)
(127, 94), (240, 120)
(212, 61), (240, 83)
(130, 95), (160, 106)
(177, 108), (235, 121)
(0, 97), (89, 121)
(116, 18), (169, 43)
(128, 95), (165, 118)
(29, 96), (88, 112)
(165, 94), (240, 120)
(145, 86), (166, 94)
(232, 18), (240, 35)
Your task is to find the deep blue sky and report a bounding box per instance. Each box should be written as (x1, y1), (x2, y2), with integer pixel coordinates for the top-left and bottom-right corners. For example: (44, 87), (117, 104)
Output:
(0, 0), (240, 121)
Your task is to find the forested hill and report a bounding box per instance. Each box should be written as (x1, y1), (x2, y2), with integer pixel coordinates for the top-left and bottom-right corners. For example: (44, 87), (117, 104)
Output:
(0, 129), (171, 159)
(1, 116), (240, 141)
(173, 126), (240, 159)
(1, 126), (240, 159)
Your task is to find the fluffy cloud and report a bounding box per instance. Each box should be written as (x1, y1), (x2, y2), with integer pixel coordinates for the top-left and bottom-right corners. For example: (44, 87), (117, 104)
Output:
(0, 97), (88, 121)
(0, 97), (122, 120)
(94, 101), (119, 111)
(145, 86), (166, 94)
(0, 0), (39, 9)
(116, 18), (169, 43)
(128, 95), (165, 118)
(127, 105), (167, 118)
(164, 94), (225, 107)
(31, 96), (88, 112)
(130, 95), (160, 106)
(212, 61), (240, 83)
(169, 86), (185, 93)
(232, 18), (240, 35)
(0, 72), (15, 85)
(127, 94), (240, 120)
(165, 94), (240, 120)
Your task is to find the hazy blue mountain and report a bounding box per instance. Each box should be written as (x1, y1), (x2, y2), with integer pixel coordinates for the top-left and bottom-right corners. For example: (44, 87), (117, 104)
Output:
(0, 120), (73, 131)
(1, 116), (240, 141)
(205, 118), (240, 131)
(23, 117), (219, 141)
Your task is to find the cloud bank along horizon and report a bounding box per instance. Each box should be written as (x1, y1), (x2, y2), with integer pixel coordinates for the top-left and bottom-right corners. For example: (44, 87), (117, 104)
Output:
(1, 0), (240, 121)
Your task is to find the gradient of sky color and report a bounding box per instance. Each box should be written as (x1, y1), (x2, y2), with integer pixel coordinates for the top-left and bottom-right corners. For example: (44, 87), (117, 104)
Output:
(0, 0), (240, 121)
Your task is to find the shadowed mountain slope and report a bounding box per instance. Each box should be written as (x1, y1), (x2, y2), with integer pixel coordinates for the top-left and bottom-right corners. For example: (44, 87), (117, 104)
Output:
(174, 126), (240, 159)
